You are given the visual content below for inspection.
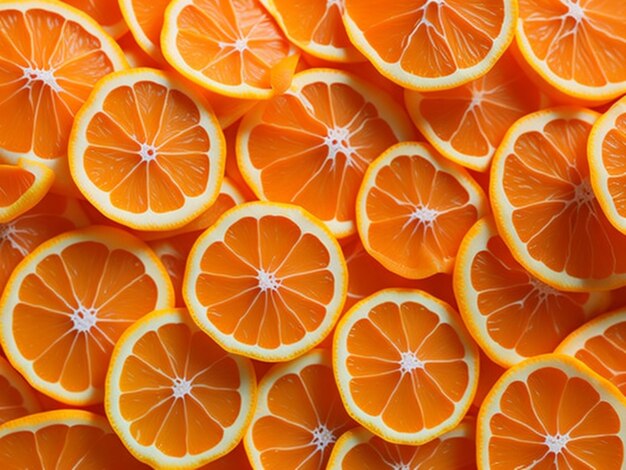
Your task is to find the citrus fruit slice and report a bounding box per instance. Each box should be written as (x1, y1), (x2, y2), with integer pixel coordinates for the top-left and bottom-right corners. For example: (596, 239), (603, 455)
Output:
(357, 141), (487, 280)
(202, 442), (252, 470)
(342, 0), (518, 91)
(0, 356), (41, 425)
(119, 0), (171, 61)
(268, 0), (362, 63)
(150, 238), (189, 308)
(138, 177), (245, 241)
(0, 409), (145, 468)
(0, 0), (127, 193)
(477, 354), (626, 469)
(0, 225), (174, 405)
(588, 96), (626, 234)
(556, 308), (626, 395)
(491, 107), (626, 291)
(117, 32), (162, 68)
(184, 201), (347, 361)
(69, 67), (226, 231)
(244, 349), (354, 469)
(454, 217), (610, 367)
(0, 159), (54, 223)
(63, 0), (128, 39)
(404, 53), (543, 172)
(0, 193), (89, 295)
(327, 420), (475, 469)
(161, 0), (292, 99)
(106, 308), (256, 468)
(237, 68), (415, 238)
(516, 0), (626, 102)
(333, 288), (479, 444)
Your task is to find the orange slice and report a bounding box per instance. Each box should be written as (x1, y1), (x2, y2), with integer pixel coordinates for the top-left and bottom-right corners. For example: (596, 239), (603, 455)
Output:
(106, 308), (256, 468)
(237, 68), (415, 238)
(0, 409), (145, 468)
(477, 354), (626, 469)
(333, 288), (479, 444)
(327, 420), (475, 469)
(491, 107), (626, 291)
(516, 0), (626, 103)
(69, 68), (226, 231)
(117, 33), (162, 68)
(184, 201), (347, 361)
(342, 0), (518, 91)
(0, 159), (54, 223)
(138, 177), (245, 241)
(404, 53), (543, 172)
(161, 0), (292, 99)
(0, 225), (174, 405)
(268, 0), (363, 63)
(0, 0), (127, 193)
(0, 356), (41, 425)
(244, 349), (355, 469)
(357, 141), (487, 280)
(0, 193), (89, 295)
(556, 308), (626, 395)
(201, 442), (251, 470)
(63, 0), (128, 39)
(454, 217), (610, 367)
(119, 0), (171, 61)
(588, 95), (626, 233)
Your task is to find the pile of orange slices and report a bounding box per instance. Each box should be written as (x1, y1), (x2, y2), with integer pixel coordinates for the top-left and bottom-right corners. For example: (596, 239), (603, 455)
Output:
(2, 0), (626, 468)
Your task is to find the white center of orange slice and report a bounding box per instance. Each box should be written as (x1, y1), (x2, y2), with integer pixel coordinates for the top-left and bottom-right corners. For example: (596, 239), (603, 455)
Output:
(219, 38), (249, 53)
(529, 277), (560, 303)
(71, 305), (99, 333)
(22, 67), (62, 93)
(399, 351), (425, 374)
(257, 268), (281, 292)
(325, 127), (356, 167)
(0, 223), (28, 256)
(171, 377), (192, 398)
(393, 464), (410, 470)
(408, 205), (439, 227)
(574, 179), (595, 206)
(311, 424), (336, 452)
(565, 0), (585, 23)
(544, 432), (570, 454)
(139, 143), (158, 162)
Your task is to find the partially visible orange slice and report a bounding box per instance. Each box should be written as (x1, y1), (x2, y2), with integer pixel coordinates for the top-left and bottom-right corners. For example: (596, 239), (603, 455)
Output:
(327, 420), (475, 469)
(0, 409), (146, 468)
(237, 68), (415, 238)
(556, 308), (626, 395)
(477, 354), (626, 469)
(491, 107), (626, 291)
(342, 0), (518, 90)
(184, 201), (347, 361)
(161, 0), (293, 99)
(106, 308), (256, 468)
(454, 217), (610, 367)
(63, 0), (128, 38)
(357, 141), (487, 279)
(0, 159), (54, 223)
(0, 226), (174, 405)
(0, 0), (127, 194)
(333, 289), (479, 444)
(119, 0), (171, 61)
(0, 356), (41, 425)
(268, 0), (363, 63)
(588, 95), (626, 233)
(69, 68), (226, 231)
(405, 53), (543, 172)
(244, 349), (355, 469)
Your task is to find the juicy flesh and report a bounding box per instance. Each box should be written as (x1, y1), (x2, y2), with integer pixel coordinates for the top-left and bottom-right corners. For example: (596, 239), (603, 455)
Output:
(502, 117), (626, 280)
(345, 0), (506, 76)
(251, 363), (353, 469)
(488, 366), (624, 469)
(346, 301), (470, 432)
(601, 113), (626, 218)
(0, 166), (35, 207)
(470, 225), (590, 358)
(175, 0), (291, 89)
(85, 80), (211, 214)
(519, 0), (626, 86)
(365, 153), (477, 277)
(13, 240), (158, 393)
(132, 0), (171, 47)
(0, 8), (117, 158)
(196, 215), (335, 348)
(63, 0), (124, 28)
(248, 81), (399, 226)
(119, 323), (243, 457)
